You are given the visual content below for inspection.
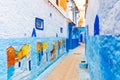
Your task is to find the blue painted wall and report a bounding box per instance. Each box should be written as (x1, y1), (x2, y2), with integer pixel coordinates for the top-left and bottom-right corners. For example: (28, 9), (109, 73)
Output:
(67, 23), (80, 51)
(0, 37), (67, 80)
(86, 35), (120, 80)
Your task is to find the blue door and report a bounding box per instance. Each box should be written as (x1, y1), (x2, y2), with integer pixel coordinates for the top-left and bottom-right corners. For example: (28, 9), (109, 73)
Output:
(80, 34), (83, 42)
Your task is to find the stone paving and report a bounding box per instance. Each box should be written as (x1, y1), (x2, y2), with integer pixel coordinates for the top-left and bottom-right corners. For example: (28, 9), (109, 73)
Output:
(46, 43), (90, 80)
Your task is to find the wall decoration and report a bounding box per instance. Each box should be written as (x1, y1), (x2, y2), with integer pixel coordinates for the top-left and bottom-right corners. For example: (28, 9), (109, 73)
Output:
(43, 42), (49, 62)
(36, 42), (43, 66)
(43, 42), (48, 51)
(62, 40), (66, 53)
(36, 42), (43, 52)
(35, 18), (44, 30)
(50, 42), (56, 61)
(58, 40), (62, 49)
(58, 40), (66, 56)
(31, 28), (37, 37)
(58, 40), (62, 56)
(1, 38), (67, 80)
(36, 42), (49, 66)
(6, 44), (31, 79)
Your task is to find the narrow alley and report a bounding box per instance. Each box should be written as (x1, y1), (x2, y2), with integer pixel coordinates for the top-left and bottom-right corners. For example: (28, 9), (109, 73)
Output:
(0, 0), (120, 80)
(46, 43), (90, 80)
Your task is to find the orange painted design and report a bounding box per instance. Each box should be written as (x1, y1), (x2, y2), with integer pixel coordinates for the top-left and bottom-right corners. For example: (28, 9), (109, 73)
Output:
(17, 50), (23, 61)
(6, 46), (16, 68)
(53, 42), (56, 53)
(36, 42), (43, 52)
(50, 42), (56, 61)
(6, 44), (30, 68)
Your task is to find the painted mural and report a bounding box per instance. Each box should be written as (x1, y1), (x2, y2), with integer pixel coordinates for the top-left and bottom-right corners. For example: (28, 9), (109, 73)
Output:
(6, 44), (31, 79)
(58, 40), (62, 56)
(36, 42), (43, 66)
(1, 38), (66, 80)
(62, 40), (66, 53)
(58, 40), (66, 56)
(36, 42), (48, 66)
(43, 42), (48, 62)
(50, 42), (56, 61)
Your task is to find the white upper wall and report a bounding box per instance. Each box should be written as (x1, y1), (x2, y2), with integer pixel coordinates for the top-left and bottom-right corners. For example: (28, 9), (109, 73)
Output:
(86, 0), (120, 35)
(85, 0), (100, 35)
(0, 0), (68, 38)
(99, 0), (120, 35)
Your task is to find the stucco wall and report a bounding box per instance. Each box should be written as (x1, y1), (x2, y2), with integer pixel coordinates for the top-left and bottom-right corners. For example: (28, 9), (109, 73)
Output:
(0, 0), (68, 79)
(85, 0), (120, 80)
(99, 0), (120, 35)
(0, 0), (67, 38)
(85, 0), (100, 36)
(86, 0), (120, 35)
(86, 35), (120, 80)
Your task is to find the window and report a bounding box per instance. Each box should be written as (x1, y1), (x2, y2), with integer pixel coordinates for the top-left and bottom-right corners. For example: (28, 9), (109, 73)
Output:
(35, 18), (44, 30)
(60, 27), (63, 33)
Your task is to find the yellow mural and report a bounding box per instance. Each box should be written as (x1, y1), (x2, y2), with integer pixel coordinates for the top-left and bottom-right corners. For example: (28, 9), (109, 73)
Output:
(17, 44), (30, 60)
(6, 44), (30, 68)
(43, 42), (48, 51)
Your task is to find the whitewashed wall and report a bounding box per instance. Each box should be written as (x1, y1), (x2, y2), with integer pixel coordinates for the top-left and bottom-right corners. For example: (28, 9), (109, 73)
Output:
(85, 0), (100, 36)
(0, 0), (68, 38)
(99, 0), (120, 35)
(86, 0), (120, 80)
(86, 0), (120, 35)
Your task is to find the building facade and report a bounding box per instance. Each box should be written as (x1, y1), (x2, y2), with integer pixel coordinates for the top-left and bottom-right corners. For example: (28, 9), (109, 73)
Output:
(0, 0), (68, 79)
